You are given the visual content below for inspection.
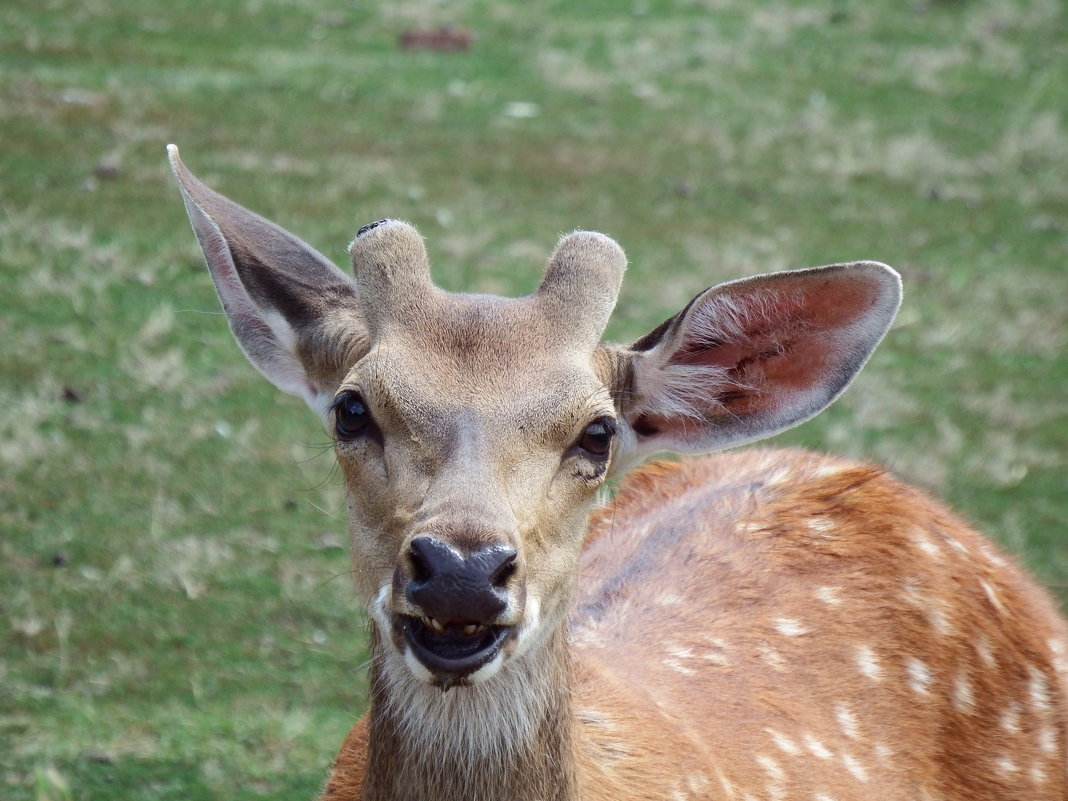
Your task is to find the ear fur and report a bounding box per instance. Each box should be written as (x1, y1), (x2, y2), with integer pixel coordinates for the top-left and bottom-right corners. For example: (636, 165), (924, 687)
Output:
(168, 145), (367, 418)
(618, 261), (901, 460)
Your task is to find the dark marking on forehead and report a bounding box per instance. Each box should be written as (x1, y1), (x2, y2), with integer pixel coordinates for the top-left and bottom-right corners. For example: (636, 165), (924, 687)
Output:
(356, 219), (392, 238)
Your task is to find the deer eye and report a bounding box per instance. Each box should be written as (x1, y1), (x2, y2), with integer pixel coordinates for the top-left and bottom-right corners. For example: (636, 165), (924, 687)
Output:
(332, 392), (373, 441)
(576, 417), (616, 459)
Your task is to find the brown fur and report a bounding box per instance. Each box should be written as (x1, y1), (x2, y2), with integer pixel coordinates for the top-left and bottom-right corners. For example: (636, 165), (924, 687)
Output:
(320, 448), (1068, 798)
(323, 449), (1068, 800)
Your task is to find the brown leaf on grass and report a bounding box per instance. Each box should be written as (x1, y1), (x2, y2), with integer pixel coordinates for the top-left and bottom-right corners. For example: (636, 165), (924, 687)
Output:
(399, 26), (474, 52)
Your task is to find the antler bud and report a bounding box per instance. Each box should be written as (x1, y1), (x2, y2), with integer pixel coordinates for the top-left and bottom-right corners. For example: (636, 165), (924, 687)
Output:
(348, 220), (436, 334)
(535, 231), (627, 348)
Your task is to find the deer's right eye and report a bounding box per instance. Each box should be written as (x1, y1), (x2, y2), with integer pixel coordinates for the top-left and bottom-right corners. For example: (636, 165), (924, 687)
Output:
(332, 392), (373, 441)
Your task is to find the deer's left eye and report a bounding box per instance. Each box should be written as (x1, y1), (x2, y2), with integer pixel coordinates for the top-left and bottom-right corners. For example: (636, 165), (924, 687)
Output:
(576, 418), (616, 459)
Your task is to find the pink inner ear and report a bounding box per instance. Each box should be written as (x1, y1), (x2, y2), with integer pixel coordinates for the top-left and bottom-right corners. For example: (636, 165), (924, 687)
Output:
(662, 273), (882, 418)
(674, 340), (750, 369)
(674, 274), (879, 365)
(629, 262), (898, 450)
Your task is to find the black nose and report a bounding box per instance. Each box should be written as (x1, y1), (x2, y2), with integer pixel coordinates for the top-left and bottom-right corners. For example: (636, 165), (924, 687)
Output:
(405, 536), (517, 623)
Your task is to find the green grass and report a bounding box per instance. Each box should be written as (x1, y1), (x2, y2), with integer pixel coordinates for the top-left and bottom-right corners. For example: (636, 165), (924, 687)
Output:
(2, 0), (1066, 797)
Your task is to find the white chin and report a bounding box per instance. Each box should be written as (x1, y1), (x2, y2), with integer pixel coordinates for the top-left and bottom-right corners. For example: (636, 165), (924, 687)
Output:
(466, 652), (505, 684)
(510, 596), (543, 659)
(402, 646), (437, 684)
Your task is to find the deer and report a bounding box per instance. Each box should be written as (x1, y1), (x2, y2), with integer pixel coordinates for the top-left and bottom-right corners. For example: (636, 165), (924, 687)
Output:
(168, 144), (1068, 801)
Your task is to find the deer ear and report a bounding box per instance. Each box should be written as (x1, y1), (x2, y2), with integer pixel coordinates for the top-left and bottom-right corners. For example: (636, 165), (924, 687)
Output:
(618, 261), (901, 459)
(168, 145), (367, 419)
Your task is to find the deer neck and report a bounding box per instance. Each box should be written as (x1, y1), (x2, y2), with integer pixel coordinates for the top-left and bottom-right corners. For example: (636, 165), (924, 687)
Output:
(362, 625), (577, 801)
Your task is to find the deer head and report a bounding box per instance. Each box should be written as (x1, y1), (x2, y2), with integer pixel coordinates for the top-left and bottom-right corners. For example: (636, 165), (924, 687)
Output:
(169, 145), (901, 693)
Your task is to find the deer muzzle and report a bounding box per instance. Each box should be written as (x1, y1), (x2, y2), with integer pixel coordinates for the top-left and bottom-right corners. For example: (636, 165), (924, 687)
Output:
(394, 536), (521, 681)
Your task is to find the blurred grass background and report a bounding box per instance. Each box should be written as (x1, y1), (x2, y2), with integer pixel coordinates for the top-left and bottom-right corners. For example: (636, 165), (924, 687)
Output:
(2, 0), (1066, 798)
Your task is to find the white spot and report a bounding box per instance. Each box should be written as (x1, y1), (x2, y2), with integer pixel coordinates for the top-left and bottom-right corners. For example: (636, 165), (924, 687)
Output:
(979, 579), (1007, 614)
(663, 642), (698, 676)
(926, 606), (952, 637)
(945, 537), (970, 556)
(804, 733), (833, 759)
(975, 634), (997, 669)
(714, 767), (736, 799)
(906, 657), (933, 695)
(659, 591), (685, 607)
(811, 462), (846, 479)
(756, 755), (787, 801)
(816, 586), (842, 606)
(910, 528), (943, 559)
(775, 617), (808, 637)
(995, 756), (1019, 775)
(842, 753), (869, 782)
(763, 464), (795, 486)
(756, 754), (786, 782)
(835, 703), (860, 740)
(901, 577), (921, 597)
(1049, 638), (1068, 675)
(901, 578), (953, 636)
(952, 672), (976, 715)
(701, 637), (732, 666)
(760, 642), (788, 672)
(684, 773), (710, 793)
(808, 515), (837, 534)
(664, 657), (697, 676)
(977, 541), (1009, 568)
(814, 794), (837, 801)
(667, 643), (695, 659)
(1029, 667), (1052, 712)
(1000, 702), (1022, 733)
(1031, 763), (1048, 785)
(765, 728), (802, 756)
(855, 645), (882, 681)
(873, 742), (894, 763)
(1038, 725), (1057, 754)
(577, 708), (615, 731)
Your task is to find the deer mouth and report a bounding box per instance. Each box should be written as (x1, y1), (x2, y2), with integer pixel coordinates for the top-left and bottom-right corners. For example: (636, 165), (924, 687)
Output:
(399, 615), (513, 679)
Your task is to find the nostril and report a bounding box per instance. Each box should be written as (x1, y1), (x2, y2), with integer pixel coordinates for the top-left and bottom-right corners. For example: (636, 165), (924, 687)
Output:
(408, 539), (434, 585)
(489, 549), (518, 589)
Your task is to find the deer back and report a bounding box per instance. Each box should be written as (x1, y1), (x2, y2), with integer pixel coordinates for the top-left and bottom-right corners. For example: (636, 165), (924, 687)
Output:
(569, 449), (1068, 800)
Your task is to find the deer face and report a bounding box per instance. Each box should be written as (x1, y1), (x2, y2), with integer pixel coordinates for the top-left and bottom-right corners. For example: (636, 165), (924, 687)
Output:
(170, 145), (901, 692)
(338, 222), (625, 688)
